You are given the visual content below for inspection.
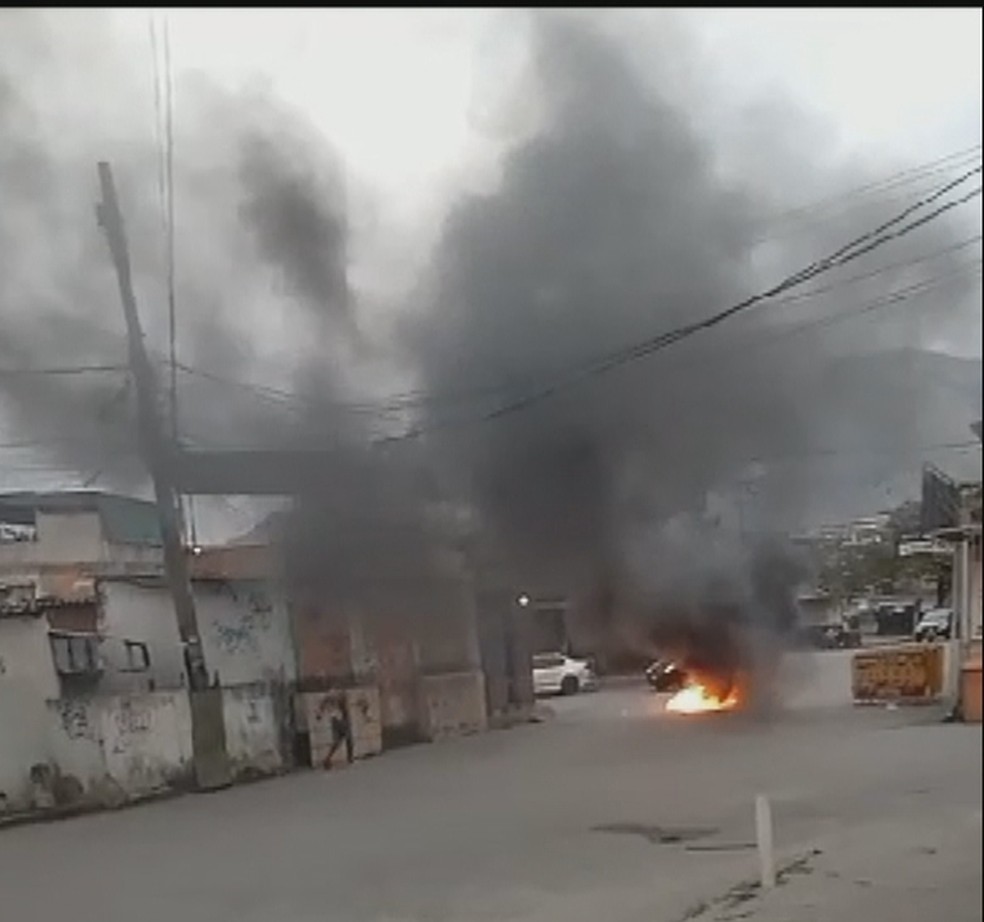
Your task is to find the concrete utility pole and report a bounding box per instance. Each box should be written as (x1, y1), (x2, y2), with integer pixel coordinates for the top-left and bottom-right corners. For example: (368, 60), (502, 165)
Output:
(95, 162), (207, 690)
(97, 162), (230, 789)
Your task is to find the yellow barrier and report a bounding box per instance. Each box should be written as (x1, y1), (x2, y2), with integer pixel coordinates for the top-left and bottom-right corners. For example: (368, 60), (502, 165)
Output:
(852, 645), (944, 703)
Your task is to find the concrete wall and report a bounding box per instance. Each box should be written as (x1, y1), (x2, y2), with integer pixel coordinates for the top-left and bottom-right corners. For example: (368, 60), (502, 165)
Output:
(418, 671), (488, 742)
(0, 511), (164, 574)
(0, 615), (60, 813)
(949, 535), (983, 642)
(477, 590), (535, 725)
(294, 604), (356, 683)
(99, 581), (186, 692)
(47, 698), (107, 803)
(197, 581), (296, 686)
(0, 614), (60, 698)
(413, 585), (482, 675)
(99, 692), (193, 793)
(373, 623), (420, 741)
(45, 692), (193, 804)
(35, 511), (105, 563)
(221, 683), (283, 777)
(99, 579), (296, 693)
(0, 688), (194, 816)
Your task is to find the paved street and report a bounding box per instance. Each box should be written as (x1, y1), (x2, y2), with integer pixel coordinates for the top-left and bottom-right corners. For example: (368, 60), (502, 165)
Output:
(1, 652), (980, 922)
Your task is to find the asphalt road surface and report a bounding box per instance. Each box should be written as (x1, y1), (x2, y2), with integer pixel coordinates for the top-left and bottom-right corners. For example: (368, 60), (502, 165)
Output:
(1, 652), (980, 922)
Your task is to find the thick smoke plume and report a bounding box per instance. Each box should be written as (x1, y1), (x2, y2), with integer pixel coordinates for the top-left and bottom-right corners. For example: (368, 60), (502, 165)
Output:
(1, 11), (980, 683)
(0, 11), (367, 477)
(403, 14), (980, 677)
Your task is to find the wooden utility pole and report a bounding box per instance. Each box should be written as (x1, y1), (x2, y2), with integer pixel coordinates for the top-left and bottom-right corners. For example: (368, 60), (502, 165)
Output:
(95, 161), (207, 691)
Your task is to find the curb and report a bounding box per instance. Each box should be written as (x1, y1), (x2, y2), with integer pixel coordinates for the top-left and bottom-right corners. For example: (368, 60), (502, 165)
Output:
(0, 786), (184, 833)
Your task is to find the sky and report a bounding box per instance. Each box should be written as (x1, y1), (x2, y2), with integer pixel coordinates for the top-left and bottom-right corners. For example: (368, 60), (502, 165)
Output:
(111, 8), (981, 251)
(2, 9), (981, 542)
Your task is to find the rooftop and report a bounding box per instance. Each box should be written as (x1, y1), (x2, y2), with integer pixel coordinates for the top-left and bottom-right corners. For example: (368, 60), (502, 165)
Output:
(0, 491), (162, 546)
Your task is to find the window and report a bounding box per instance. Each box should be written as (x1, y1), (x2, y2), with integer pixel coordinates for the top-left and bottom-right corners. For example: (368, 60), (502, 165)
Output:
(533, 653), (565, 669)
(50, 633), (101, 675)
(123, 640), (151, 672)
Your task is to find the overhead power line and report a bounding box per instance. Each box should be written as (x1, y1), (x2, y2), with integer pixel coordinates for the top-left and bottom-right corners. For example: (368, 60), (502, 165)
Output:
(646, 261), (982, 416)
(7, 149), (978, 456)
(757, 438), (982, 466)
(759, 144), (982, 228)
(528, 181), (982, 381)
(36, 145), (978, 430)
(0, 364), (128, 377)
(168, 230), (983, 421)
(371, 259), (981, 447)
(148, 433), (982, 474)
(377, 169), (982, 443)
(758, 259), (982, 347)
(760, 234), (981, 309)
(761, 166), (981, 297)
(0, 376), (134, 457)
(176, 258), (978, 455)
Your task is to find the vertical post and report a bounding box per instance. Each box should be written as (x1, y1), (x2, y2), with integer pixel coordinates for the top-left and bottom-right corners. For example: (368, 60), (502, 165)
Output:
(962, 538), (972, 644)
(504, 598), (518, 707)
(95, 161), (208, 691)
(755, 794), (776, 890)
(163, 16), (178, 449)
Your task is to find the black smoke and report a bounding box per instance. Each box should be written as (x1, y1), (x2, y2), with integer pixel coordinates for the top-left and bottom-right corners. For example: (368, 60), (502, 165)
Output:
(0, 10), (365, 482)
(402, 13), (981, 675)
(1, 11), (980, 681)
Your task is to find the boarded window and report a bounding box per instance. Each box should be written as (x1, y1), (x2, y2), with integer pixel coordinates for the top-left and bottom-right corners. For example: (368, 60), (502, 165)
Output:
(50, 633), (101, 675)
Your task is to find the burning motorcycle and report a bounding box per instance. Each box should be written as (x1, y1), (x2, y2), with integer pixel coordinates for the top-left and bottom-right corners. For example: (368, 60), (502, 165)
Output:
(644, 658), (687, 692)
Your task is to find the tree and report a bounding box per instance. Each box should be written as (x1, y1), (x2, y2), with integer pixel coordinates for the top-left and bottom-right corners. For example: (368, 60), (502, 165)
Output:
(816, 500), (947, 603)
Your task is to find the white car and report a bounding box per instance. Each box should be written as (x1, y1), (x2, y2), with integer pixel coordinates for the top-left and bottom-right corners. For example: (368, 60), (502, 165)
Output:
(532, 652), (598, 696)
(914, 608), (953, 642)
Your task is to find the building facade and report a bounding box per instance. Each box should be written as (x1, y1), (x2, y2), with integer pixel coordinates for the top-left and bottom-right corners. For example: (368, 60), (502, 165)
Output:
(0, 490), (535, 817)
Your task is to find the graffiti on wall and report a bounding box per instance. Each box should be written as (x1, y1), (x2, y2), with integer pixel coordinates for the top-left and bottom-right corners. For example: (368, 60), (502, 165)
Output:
(115, 698), (152, 735)
(110, 698), (153, 754)
(212, 586), (275, 657)
(56, 699), (92, 739)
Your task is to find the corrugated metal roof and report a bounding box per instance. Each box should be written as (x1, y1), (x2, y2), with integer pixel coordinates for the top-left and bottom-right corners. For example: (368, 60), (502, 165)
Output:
(95, 494), (162, 545)
(0, 491), (162, 546)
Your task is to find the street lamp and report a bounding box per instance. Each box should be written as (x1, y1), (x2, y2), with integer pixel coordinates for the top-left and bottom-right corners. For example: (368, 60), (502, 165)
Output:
(517, 594), (530, 608)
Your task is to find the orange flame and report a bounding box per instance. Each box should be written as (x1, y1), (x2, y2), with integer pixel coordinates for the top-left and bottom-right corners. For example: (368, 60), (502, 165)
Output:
(665, 681), (739, 715)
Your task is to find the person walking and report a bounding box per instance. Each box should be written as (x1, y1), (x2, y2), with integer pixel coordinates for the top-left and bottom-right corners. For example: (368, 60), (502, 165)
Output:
(319, 692), (353, 769)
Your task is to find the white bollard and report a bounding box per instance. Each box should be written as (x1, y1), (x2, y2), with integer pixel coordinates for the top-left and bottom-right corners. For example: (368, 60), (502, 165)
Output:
(755, 794), (776, 890)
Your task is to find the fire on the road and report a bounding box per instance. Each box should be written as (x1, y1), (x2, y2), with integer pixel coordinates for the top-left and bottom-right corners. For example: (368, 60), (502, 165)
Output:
(665, 679), (740, 714)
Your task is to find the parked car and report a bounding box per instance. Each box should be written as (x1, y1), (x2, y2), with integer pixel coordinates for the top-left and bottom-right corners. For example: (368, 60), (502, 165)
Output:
(644, 659), (687, 692)
(914, 608), (953, 642)
(532, 652), (598, 696)
(796, 620), (862, 650)
(875, 601), (920, 636)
